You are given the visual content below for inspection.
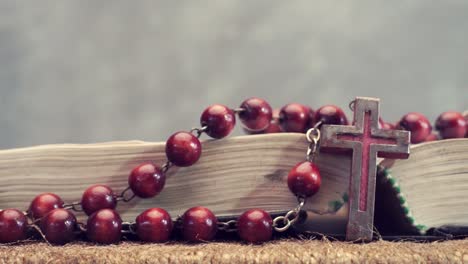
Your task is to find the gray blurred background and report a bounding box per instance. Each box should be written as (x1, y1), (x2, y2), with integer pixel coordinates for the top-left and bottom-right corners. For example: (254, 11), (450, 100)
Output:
(0, 0), (467, 149)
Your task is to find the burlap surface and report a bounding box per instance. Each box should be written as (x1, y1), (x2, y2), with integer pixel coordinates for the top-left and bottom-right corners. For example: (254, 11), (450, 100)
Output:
(0, 239), (466, 264)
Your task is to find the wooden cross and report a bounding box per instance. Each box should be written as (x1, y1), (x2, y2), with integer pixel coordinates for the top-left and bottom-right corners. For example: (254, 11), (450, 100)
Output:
(320, 97), (410, 241)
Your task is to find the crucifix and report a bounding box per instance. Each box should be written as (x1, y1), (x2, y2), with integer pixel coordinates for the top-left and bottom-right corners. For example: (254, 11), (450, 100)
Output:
(320, 97), (410, 241)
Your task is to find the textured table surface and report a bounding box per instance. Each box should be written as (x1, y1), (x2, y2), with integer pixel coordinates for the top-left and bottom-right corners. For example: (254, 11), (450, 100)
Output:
(1, 239), (467, 264)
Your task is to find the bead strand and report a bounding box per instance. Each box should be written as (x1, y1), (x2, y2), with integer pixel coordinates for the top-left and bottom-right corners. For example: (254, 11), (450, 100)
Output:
(247, 102), (467, 143)
(83, 117), (210, 243)
(1, 97), (465, 245)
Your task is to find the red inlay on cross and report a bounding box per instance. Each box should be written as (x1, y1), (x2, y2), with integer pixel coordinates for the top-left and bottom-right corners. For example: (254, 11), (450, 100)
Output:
(337, 111), (398, 211)
(319, 97), (410, 241)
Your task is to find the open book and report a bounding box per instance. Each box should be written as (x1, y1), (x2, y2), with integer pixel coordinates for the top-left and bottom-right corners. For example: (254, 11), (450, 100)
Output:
(377, 139), (468, 236)
(0, 133), (466, 236)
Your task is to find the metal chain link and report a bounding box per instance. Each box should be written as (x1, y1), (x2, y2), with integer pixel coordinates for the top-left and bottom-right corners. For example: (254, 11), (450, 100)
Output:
(349, 99), (356, 112)
(121, 221), (137, 235)
(116, 186), (136, 203)
(161, 161), (173, 173)
(305, 121), (322, 162)
(77, 222), (87, 233)
(63, 201), (83, 212)
(272, 197), (306, 232)
(190, 126), (208, 138)
(218, 220), (237, 232)
(233, 108), (245, 114)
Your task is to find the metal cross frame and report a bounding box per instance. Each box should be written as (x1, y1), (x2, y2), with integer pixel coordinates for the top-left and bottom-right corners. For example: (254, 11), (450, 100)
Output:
(320, 97), (410, 241)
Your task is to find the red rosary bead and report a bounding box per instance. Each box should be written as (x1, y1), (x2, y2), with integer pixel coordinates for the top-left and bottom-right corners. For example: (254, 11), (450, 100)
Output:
(182, 206), (217, 242)
(465, 116), (468, 137)
(424, 133), (439, 142)
(287, 161), (322, 198)
(397, 112), (432, 144)
(86, 209), (122, 244)
(379, 118), (396, 130)
(239, 97), (273, 132)
(135, 208), (173, 242)
(200, 104), (236, 139)
(81, 184), (117, 216)
(464, 111), (468, 137)
(165, 131), (202, 167)
(129, 163), (166, 198)
(28, 193), (64, 220)
(263, 120), (282, 133)
(263, 109), (283, 133)
(380, 122), (395, 130)
(314, 105), (348, 126)
(279, 103), (313, 133)
(40, 208), (77, 245)
(243, 109), (282, 134)
(237, 209), (273, 243)
(0, 209), (28, 243)
(435, 111), (467, 139)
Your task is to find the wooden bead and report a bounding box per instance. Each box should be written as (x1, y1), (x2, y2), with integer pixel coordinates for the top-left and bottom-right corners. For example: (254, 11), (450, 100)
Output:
(287, 161), (322, 198)
(81, 185), (117, 216)
(279, 103), (313, 132)
(28, 193), (64, 220)
(314, 105), (348, 125)
(435, 111), (467, 139)
(381, 122), (395, 130)
(135, 208), (173, 242)
(86, 209), (122, 244)
(243, 109), (282, 134)
(165, 131), (202, 167)
(129, 163), (166, 198)
(239, 98), (273, 132)
(237, 209), (272, 243)
(464, 111), (468, 138)
(0, 209), (27, 243)
(397, 112), (432, 144)
(466, 116), (468, 137)
(182, 206), (217, 242)
(424, 133), (439, 142)
(379, 118), (396, 130)
(40, 209), (76, 245)
(200, 104), (236, 138)
(263, 121), (282, 133)
(264, 109), (283, 133)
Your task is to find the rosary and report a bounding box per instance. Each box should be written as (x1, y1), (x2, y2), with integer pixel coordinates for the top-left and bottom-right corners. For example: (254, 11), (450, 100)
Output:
(0, 97), (466, 245)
